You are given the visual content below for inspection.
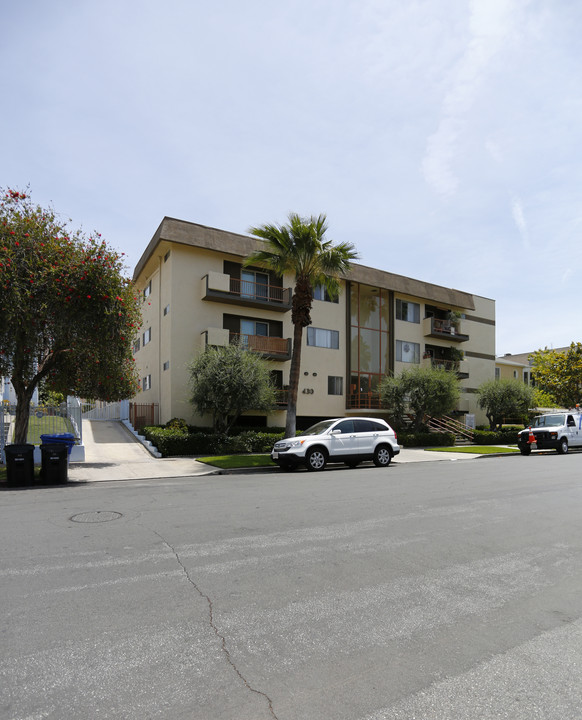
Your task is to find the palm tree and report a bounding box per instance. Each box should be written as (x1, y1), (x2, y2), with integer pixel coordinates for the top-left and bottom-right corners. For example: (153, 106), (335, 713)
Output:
(246, 213), (358, 437)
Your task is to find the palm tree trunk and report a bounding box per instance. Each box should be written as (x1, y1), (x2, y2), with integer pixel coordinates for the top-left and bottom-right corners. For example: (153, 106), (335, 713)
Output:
(285, 323), (304, 438)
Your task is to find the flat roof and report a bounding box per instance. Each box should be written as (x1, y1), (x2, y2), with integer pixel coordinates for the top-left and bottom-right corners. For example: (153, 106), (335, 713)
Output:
(133, 217), (478, 310)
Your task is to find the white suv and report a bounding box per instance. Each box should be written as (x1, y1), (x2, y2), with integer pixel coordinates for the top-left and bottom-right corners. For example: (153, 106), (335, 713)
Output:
(271, 417), (400, 471)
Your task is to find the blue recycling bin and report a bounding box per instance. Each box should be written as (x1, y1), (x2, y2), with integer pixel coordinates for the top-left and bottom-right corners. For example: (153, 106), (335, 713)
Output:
(40, 433), (76, 458)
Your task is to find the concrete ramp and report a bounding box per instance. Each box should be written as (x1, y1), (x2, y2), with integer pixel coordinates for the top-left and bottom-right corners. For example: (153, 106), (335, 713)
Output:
(67, 420), (215, 482)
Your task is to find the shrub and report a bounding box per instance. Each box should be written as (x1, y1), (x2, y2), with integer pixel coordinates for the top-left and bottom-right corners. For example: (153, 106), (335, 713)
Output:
(473, 429), (520, 445)
(142, 427), (285, 457)
(398, 432), (455, 448)
(165, 418), (189, 431)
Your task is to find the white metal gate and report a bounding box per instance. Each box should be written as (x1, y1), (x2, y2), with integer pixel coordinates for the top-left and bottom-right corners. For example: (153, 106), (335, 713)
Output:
(81, 401), (122, 421)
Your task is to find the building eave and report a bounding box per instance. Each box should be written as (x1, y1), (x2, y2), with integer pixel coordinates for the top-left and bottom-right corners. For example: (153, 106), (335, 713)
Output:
(133, 217), (476, 310)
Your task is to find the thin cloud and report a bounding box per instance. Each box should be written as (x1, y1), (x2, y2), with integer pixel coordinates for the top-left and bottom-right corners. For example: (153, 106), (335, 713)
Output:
(422, 0), (529, 197)
(511, 197), (530, 248)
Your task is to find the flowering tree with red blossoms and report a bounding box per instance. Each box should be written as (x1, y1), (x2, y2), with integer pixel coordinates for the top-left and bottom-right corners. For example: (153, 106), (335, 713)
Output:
(0, 189), (141, 444)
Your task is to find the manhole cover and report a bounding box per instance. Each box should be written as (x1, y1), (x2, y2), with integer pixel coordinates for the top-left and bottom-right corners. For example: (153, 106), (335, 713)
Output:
(70, 511), (123, 523)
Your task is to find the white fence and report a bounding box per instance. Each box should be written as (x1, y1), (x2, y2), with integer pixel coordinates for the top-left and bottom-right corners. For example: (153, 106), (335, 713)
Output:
(0, 397), (83, 462)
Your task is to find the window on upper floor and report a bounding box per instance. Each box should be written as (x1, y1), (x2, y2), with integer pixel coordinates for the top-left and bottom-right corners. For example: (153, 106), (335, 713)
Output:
(143, 328), (152, 345)
(307, 327), (339, 349)
(313, 284), (339, 303)
(396, 340), (420, 363)
(142, 375), (151, 391)
(133, 338), (140, 353)
(143, 281), (151, 299)
(163, 361), (169, 371)
(396, 299), (420, 323)
(163, 304), (170, 316)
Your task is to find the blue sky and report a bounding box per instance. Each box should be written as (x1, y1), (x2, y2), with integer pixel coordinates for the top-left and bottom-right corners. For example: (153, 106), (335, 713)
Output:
(3, 0), (581, 356)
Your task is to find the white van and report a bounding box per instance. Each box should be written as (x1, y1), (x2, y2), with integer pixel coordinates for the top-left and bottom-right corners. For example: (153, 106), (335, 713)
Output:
(517, 410), (582, 455)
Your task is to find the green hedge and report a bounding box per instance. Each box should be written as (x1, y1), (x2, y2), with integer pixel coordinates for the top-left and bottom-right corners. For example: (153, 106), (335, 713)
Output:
(473, 428), (522, 444)
(398, 432), (456, 448)
(142, 426), (284, 457)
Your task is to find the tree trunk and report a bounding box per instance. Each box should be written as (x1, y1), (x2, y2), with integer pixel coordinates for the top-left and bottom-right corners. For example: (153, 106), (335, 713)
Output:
(12, 385), (34, 445)
(285, 323), (304, 438)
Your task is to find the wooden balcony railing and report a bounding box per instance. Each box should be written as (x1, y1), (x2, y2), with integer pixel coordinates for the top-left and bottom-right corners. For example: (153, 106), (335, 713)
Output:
(229, 333), (291, 359)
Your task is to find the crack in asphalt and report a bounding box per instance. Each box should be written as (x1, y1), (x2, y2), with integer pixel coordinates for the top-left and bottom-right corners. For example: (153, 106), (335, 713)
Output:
(150, 529), (279, 719)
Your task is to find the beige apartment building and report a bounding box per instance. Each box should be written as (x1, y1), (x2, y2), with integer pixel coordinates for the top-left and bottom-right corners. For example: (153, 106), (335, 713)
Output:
(132, 218), (496, 428)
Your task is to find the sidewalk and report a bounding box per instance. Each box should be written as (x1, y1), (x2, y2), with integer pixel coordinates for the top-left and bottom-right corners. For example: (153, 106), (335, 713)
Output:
(65, 420), (488, 483)
(67, 420), (216, 483)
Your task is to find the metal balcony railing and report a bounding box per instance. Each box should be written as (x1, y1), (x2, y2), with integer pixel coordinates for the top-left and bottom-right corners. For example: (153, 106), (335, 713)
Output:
(423, 317), (469, 342)
(346, 392), (383, 409)
(229, 277), (292, 305)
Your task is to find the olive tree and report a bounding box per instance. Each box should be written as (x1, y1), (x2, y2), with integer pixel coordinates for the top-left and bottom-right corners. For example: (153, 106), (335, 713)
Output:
(189, 342), (276, 433)
(379, 366), (460, 431)
(477, 379), (535, 430)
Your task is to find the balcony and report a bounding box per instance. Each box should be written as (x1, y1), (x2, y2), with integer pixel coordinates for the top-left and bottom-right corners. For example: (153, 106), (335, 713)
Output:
(274, 388), (289, 407)
(201, 272), (292, 312)
(346, 392), (383, 410)
(229, 333), (291, 361)
(423, 316), (469, 343)
(421, 356), (469, 379)
(202, 328), (292, 360)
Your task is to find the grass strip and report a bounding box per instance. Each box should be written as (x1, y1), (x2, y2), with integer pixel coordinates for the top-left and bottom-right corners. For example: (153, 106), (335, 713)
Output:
(197, 454), (275, 469)
(427, 446), (519, 455)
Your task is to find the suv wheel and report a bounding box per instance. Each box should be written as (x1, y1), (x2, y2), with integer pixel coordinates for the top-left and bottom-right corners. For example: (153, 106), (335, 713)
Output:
(306, 447), (327, 471)
(558, 438), (569, 454)
(373, 445), (392, 467)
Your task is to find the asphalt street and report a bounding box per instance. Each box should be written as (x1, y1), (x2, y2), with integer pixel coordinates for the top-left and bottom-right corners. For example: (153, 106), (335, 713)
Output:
(1, 453), (582, 719)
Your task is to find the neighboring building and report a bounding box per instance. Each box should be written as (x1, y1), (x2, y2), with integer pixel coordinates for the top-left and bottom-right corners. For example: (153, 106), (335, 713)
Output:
(2, 376), (38, 405)
(495, 348), (569, 385)
(132, 218), (496, 428)
(495, 353), (533, 384)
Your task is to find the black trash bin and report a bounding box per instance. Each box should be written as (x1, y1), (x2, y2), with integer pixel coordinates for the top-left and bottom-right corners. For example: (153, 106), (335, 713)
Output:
(5, 444), (36, 487)
(40, 443), (68, 484)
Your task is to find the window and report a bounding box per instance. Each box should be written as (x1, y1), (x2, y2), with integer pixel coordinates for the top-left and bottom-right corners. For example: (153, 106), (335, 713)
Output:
(163, 361), (169, 371)
(143, 328), (152, 345)
(240, 319), (268, 337)
(396, 340), (420, 363)
(164, 250), (170, 262)
(241, 269), (269, 299)
(142, 375), (151, 391)
(143, 281), (151, 299)
(313, 284), (339, 303)
(163, 304), (170, 316)
(133, 338), (140, 353)
(328, 376), (343, 395)
(396, 299), (420, 323)
(495, 367), (500, 380)
(307, 327), (339, 349)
